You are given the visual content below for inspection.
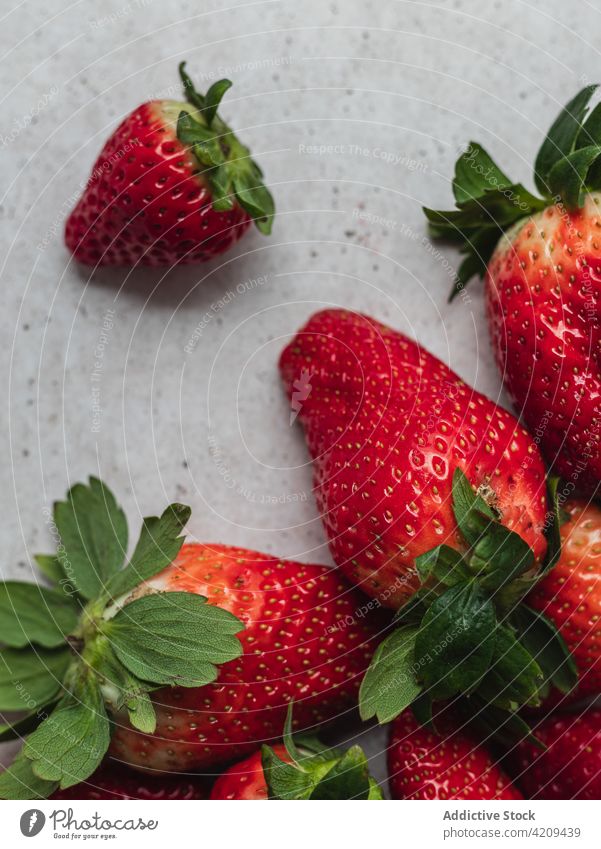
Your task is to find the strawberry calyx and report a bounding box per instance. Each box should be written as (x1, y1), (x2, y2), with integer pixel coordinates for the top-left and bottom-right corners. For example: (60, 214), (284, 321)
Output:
(424, 86), (601, 299)
(172, 62), (275, 234)
(261, 705), (382, 800)
(0, 478), (244, 800)
(359, 470), (577, 739)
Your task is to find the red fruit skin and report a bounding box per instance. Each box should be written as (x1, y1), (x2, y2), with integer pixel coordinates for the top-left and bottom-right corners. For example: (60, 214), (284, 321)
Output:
(486, 196), (601, 495)
(65, 102), (251, 267)
(210, 745), (288, 800)
(51, 762), (206, 800)
(510, 710), (601, 799)
(388, 709), (522, 800)
(109, 544), (381, 772)
(527, 499), (601, 704)
(279, 309), (548, 608)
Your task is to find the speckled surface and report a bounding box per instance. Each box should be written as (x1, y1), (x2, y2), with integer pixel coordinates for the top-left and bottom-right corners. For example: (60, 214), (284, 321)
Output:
(1, 0), (598, 788)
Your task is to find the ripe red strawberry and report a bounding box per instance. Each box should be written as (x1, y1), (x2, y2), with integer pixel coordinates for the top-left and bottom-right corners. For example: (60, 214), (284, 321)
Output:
(51, 762), (206, 800)
(509, 710), (601, 799)
(280, 309), (548, 609)
(527, 499), (601, 703)
(425, 87), (601, 494)
(210, 745), (289, 800)
(280, 310), (565, 728)
(65, 63), (274, 267)
(388, 708), (522, 800)
(109, 543), (381, 773)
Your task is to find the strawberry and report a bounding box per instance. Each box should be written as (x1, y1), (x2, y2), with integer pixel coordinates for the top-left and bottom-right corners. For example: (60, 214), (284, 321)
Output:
(51, 761), (206, 800)
(280, 309), (548, 610)
(65, 63), (274, 267)
(210, 728), (382, 800)
(210, 745), (289, 800)
(109, 542), (381, 773)
(0, 479), (380, 800)
(526, 499), (601, 704)
(509, 710), (601, 799)
(280, 310), (577, 730)
(388, 708), (522, 800)
(425, 87), (601, 494)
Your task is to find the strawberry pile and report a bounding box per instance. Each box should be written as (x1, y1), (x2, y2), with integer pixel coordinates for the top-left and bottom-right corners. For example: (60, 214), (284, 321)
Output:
(2, 70), (601, 801)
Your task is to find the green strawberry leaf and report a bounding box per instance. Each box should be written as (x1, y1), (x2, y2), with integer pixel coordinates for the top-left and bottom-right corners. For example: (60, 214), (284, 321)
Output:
(232, 168), (275, 234)
(359, 626), (421, 723)
(262, 745), (315, 800)
(53, 477), (128, 601)
(105, 503), (190, 600)
(176, 111), (225, 167)
(476, 625), (543, 709)
(91, 643), (157, 734)
(203, 79), (233, 129)
(452, 142), (513, 204)
(0, 582), (79, 648)
(0, 647), (69, 710)
(0, 750), (58, 800)
(415, 544), (470, 586)
(451, 468), (497, 542)
(24, 674), (110, 789)
(547, 144), (601, 208)
(309, 745), (377, 801)
(414, 581), (496, 700)
(103, 591), (243, 687)
(179, 61), (205, 111)
(33, 554), (65, 585)
(512, 604), (578, 696)
(470, 521), (534, 588)
(534, 85), (598, 196)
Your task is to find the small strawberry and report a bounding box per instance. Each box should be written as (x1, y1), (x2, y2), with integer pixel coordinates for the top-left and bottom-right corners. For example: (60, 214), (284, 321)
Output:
(210, 714), (382, 800)
(65, 63), (274, 267)
(280, 310), (575, 730)
(0, 479), (380, 800)
(425, 87), (601, 494)
(51, 761), (206, 800)
(509, 710), (601, 799)
(526, 499), (601, 704)
(388, 708), (522, 800)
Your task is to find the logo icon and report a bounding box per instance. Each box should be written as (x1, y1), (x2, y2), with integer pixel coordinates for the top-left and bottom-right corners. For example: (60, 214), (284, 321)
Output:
(20, 810), (46, 837)
(289, 369), (314, 425)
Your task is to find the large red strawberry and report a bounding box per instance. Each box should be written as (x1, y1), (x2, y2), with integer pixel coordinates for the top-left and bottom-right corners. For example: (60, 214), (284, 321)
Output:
(0, 480), (379, 800)
(526, 499), (601, 704)
(280, 308), (548, 609)
(388, 708), (522, 800)
(65, 63), (274, 267)
(280, 310), (577, 729)
(51, 761), (206, 800)
(109, 543), (381, 773)
(425, 88), (601, 494)
(210, 735), (382, 799)
(509, 710), (601, 799)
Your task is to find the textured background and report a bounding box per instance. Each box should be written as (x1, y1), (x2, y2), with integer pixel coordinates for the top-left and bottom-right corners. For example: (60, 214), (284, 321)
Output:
(1, 0), (599, 787)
